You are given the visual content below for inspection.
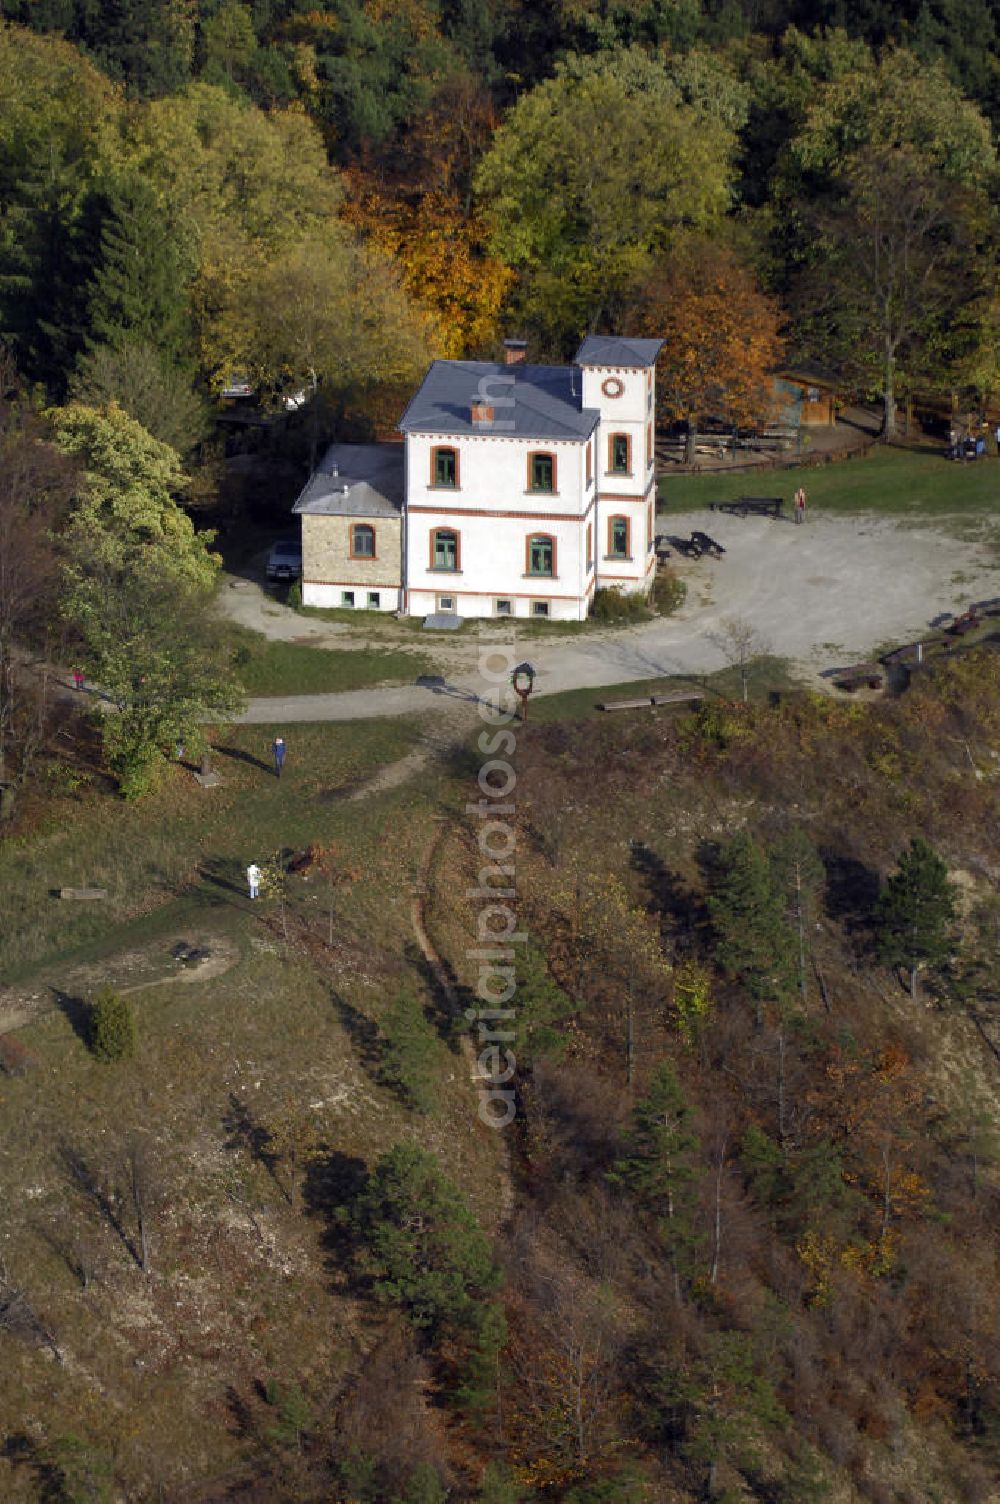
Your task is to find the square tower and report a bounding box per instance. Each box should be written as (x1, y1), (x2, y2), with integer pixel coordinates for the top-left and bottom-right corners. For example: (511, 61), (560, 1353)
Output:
(575, 336), (663, 596)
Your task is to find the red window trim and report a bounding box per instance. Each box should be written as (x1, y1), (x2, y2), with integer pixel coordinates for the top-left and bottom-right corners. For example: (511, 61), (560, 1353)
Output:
(349, 523), (377, 560)
(430, 445), (460, 489)
(608, 432), (631, 476)
(429, 526), (461, 571)
(525, 531), (557, 578)
(607, 514), (630, 558)
(527, 450), (557, 494)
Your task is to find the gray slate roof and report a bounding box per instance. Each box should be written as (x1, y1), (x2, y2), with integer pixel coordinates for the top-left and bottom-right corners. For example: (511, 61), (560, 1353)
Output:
(398, 360), (599, 441)
(292, 443), (403, 518)
(574, 335), (663, 369)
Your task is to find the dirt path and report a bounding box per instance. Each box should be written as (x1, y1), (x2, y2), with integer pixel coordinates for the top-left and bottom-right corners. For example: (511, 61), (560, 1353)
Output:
(0, 933), (241, 1037)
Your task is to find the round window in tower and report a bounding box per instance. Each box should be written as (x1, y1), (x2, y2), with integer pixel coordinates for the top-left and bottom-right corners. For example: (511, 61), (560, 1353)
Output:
(601, 376), (625, 398)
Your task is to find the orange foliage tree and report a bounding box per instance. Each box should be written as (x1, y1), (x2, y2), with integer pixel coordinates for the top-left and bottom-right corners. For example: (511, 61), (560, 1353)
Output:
(633, 237), (786, 461)
(345, 174), (513, 358)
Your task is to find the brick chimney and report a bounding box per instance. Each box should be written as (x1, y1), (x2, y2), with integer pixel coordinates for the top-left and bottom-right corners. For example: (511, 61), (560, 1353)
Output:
(470, 400), (494, 423)
(503, 338), (528, 366)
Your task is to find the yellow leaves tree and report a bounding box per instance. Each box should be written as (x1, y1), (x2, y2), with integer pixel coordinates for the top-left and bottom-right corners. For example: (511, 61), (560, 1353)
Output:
(345, 176), (513, 358)
(633, 235), (786, 461)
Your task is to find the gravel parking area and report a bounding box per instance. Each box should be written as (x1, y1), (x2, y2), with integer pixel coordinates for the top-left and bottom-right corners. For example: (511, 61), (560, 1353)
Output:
(226, 511), (1000, 718)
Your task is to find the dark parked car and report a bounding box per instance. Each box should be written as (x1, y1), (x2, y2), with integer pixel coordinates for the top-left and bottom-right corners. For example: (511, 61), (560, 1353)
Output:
(266, 537), (302, 582)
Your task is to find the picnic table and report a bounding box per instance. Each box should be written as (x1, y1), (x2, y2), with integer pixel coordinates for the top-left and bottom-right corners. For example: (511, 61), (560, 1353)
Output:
(689, 529), (726, 558)
(710, 496), (784, 520)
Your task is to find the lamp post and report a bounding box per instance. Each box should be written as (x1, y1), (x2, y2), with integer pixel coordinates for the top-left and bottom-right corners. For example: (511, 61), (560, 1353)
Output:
(512, 661), (537, 723)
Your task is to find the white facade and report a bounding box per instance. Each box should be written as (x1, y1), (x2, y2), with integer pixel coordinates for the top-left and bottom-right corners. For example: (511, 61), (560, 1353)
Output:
(295, 338), (662, 621)
(404, 431), (597, 622)
(397, 338), (662, 621)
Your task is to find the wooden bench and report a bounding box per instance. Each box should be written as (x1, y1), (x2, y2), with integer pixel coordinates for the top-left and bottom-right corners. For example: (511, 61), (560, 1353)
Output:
(832, 664), (884, 692)
(58, 887), (108, 901)
(711, 496), (784, 519)
(598, 692), (705, 712)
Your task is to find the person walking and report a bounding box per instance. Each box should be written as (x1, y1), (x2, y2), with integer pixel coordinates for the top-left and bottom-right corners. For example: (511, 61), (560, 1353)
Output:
(247, 863), (261, 900)
(72, 667), (85, 692)
(794, 486), (806, 524)
(272, 736), (286, 779)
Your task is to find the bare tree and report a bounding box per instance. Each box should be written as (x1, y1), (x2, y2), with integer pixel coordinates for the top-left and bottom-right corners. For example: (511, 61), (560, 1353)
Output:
(0, 1259), (62, 1362)
(708, 616), (770, 702)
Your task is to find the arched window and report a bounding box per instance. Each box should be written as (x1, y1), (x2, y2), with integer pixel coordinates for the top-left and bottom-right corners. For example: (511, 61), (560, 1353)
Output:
(431, 528), (459, 571)
(527, 534), (555, 576)
(351, 523), (375, 558)
(609, 516), (630, 558)
(609, 433), (631, 475)
(431, 446), (458, 487)
(528, 451), (556, 493)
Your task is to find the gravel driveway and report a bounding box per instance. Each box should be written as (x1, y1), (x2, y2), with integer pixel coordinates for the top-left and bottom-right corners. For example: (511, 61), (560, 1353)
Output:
(227, 511), (1000, 722)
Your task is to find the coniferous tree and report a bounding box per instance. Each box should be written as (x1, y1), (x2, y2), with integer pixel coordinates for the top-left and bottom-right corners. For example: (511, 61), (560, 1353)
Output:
(347, 1143), (502, 1341)
(380, 989), (440, 1114)
(82, 173), (193, 365)
(609, 1063), (700, 1301)
(709, 832), (798, 1023)
(876, 836), (958, 1000)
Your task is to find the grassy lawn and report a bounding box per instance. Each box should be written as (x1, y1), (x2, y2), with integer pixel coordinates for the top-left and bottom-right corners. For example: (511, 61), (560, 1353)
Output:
(0, 717), (424, 978)
(230, 628), (435, 695)
(530, 657), (800, 723)
(658, 444), (1000, 517)
(0, 708), (511, 1498)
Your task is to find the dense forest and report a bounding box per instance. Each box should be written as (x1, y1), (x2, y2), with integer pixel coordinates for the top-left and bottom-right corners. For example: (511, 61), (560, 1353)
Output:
(2, 0), (1000, 431)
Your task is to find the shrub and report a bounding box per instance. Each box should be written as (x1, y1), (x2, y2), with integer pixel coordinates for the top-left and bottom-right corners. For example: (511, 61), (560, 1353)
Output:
(88, 987), (136, 1062)
(652, 567), (686, 615)
(286, 580), (302, 609)
(590, 586), (651, 624)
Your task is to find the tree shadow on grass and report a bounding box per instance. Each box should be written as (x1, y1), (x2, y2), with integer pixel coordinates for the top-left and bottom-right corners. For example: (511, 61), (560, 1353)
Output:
(51, 989), (91, 1046)
(222, 1093), (283, 1197)
(821, 849), (881, 934)
(329, 989), (383, 1072)
(214, 744), (273, 775)
(404, 941), (474, 1049)
(630, 840), (711, 955)
(302, 1150), (369, 1286)
(200, 854), (250, 898)
(57, 1140), (140, 1268)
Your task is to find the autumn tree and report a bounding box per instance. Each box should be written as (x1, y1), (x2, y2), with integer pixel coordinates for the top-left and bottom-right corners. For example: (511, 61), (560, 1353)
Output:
(876, 836), (958, 1000)
(50, 402), (218, 590)
(345, 177), (513, 358)
(634, 237), (785, 460)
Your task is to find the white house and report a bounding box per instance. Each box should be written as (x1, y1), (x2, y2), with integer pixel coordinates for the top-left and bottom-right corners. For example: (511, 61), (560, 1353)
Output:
(294, 334), (662, 622)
